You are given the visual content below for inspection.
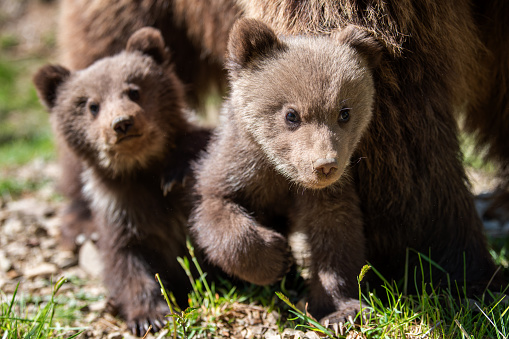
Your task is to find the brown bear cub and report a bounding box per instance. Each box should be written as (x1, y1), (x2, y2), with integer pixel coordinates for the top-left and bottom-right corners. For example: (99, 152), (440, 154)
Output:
(33, 27), (210, 335)
(191, 19), (382, 323)
(56, 0), (241, 252)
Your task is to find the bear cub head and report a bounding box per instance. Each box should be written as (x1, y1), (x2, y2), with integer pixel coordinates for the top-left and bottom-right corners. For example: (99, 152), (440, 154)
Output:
(33, 27), (187, 177)
(227, 19), (382, 189)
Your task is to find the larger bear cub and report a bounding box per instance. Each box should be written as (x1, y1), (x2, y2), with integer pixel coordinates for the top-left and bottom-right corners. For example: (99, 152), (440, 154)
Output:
(191, 19), (382, 322)
(33, 28), (209, 335)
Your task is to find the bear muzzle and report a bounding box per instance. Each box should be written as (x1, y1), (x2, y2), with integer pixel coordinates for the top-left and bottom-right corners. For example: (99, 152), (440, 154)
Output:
(292, 157), (343, 189)
(313, 157), (339, 176)
(112, 116), (142, 143)
(112, 116), (133, 134)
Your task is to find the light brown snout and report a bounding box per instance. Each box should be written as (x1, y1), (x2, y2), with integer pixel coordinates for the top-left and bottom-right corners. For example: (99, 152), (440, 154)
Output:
(313, 158), (339, 176)
(112, 116), (134, 135)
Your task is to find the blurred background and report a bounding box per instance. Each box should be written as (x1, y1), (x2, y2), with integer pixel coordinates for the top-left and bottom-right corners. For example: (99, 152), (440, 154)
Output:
(0, 0), (57, 200)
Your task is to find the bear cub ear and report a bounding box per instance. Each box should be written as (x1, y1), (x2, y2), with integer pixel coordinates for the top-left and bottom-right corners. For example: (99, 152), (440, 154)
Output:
(126, 27), (169, 64)
(227, 18), (287, 74)
(33, 64), (71, 110)
(333, 25), (384, 69)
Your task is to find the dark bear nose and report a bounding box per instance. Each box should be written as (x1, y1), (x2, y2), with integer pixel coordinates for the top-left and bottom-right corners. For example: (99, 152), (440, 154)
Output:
(112, 116), (134, 134)
(314, 158), (338, 175)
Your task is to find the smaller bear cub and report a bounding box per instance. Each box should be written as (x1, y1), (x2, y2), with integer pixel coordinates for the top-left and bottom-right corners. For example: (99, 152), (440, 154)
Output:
(34, 27), (209, 335)
(191, 19), (382, 324)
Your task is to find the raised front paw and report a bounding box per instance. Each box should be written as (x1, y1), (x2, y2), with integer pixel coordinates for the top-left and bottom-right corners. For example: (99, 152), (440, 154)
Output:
(233, 228), (294, 286)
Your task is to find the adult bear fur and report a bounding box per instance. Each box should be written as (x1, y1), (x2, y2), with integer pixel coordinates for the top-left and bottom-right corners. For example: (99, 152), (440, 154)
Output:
(59, 0), (241, 106)
(33, 27), (210, 335)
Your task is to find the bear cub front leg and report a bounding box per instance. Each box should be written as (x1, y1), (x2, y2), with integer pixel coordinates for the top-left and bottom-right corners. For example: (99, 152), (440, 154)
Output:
(192, 194), (293, 285)
(292, 182), (367, 324)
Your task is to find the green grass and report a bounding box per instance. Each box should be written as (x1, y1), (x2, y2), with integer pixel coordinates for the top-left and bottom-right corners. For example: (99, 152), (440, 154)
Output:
(0, 132), (54, 166)
(1, 241), (508, 338)
(0, 176), (50, 200)
(0, 278), (84, 339)
(490, 236), (509, 273)
(153, 242), (509, 339)
(460, 133), (497, 173)
(0, 56), (55, 165)
(153, 240), (306, 338)
(0, 52), (55, 199)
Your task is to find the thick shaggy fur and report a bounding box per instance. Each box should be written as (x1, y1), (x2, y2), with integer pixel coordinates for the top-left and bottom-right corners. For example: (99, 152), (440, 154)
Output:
(191, 19), (382, 322)
(235, 0), (505, 292)
(59, 0), (240, 104)
(33, 28), (210, 335)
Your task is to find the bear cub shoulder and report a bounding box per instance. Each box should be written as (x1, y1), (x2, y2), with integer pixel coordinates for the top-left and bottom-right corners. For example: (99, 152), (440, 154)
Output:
(191, 18), (381, 324)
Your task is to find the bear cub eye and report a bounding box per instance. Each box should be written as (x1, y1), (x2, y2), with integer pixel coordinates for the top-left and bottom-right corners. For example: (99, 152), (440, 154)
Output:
(128, 87), (140, 102)
(338, 107), (351, 123)
(285, 108), (301, 127)
(88, 102), (100, 117)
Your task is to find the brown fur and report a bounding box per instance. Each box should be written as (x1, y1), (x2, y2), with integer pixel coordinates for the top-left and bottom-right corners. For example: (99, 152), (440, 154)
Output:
(59, 0), (240, 106)
(33, 28), (210, 335)
(235, 0), (504, 297)
(56, 0), (241, 249)
(191, 19), (382, 321)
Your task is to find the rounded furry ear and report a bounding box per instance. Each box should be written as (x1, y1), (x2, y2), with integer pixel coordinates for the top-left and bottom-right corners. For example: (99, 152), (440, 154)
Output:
(333, 25), (384, 69)
(33, 64), (70, 110)
(227, 18), (287, 73)
(126, 27), (168, 64)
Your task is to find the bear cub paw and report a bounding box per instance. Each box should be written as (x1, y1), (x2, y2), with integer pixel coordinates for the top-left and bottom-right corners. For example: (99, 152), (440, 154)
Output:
(123, 301), (169, 336)
(320, 299), (370, 329)
(234, 228), (294, 286)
